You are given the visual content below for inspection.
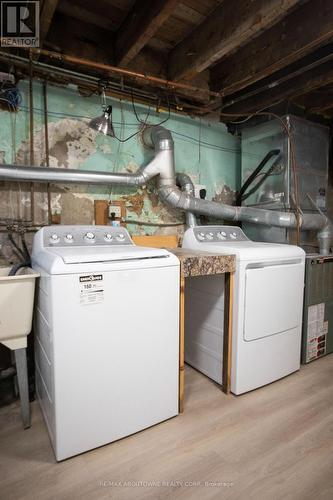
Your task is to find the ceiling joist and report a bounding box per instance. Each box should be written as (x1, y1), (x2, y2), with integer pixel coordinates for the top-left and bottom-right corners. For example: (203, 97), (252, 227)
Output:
(40, 0), (60, 43)
(294, 87), (333, 114)
(2, 0), (333, 119)
(168, 0), (303, 81)
(222, 59), (333, 114)
(211, 0), (333, 95)
(115, 0), (179, 67)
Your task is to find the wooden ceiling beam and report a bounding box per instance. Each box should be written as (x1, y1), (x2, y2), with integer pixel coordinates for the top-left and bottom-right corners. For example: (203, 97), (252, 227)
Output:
(293, 87), (333, 114)
(221, 59), (333, 114)
(168, 0), (303, 81)
(211, 0), (333, 95)
(115, 0), (179, 67)
(57, 0), (117, 32)
(46, 13), (114, 65)
(40, 0), (60, 43)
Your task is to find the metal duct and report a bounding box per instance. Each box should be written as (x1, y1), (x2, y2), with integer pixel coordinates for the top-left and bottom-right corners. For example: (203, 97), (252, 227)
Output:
(0, 164), (148, 185)
(176, 173), (197, 228)
(0, 125), (331, 253)
(0, 127), (173, 186)
(158, 185), (328, 231)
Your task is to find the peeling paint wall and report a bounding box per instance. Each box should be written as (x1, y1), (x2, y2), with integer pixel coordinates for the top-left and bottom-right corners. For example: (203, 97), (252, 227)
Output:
(0, 80), (240, 262)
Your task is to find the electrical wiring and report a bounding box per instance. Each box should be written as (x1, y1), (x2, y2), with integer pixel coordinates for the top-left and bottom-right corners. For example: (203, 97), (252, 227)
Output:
(0, 86), (22, 109)
(0, 94), (20, 219)
(172, 130), (239, 154)
(127, 88), (171, 138)
(16, 104), (240, 154)
(108, 93), (151, 143)
(20, 232), (30, 261)
(130, 89), (151, 125)
(108, 99), (125, 202)
(7, 232), (26, 260)
(224, 98), (286, 124)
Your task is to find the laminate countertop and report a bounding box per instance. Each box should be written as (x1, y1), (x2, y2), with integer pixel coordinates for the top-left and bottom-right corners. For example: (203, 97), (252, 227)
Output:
(167, 248), (236, 278)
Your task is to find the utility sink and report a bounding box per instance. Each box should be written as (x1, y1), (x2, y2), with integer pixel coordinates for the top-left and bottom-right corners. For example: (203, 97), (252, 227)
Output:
(0, 266), (40, 428)
(0, 267), (40, 350)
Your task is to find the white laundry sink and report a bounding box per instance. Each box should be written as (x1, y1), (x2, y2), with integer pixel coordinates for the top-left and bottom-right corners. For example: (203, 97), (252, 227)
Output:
(0, 267), (40, 350)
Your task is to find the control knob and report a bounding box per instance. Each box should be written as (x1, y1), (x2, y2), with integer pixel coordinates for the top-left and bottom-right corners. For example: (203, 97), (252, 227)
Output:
(65, 233), (74, 242)
(104, 233), (113, 242)
(49, 233), (60, 244)
(197, 232), (205, 241)
(84, 232), (95, 242)
(206, 232), (214, 240)
(116, 233), (125, 242)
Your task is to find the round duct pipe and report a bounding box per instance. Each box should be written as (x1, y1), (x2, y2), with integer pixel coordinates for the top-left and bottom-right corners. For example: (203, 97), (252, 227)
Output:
(0, 126), (330, 253)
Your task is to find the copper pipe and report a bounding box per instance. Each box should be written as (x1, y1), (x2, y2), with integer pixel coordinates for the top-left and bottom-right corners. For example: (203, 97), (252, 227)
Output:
(28, 47), (220, 98)
(43, 80), (52, 225)
(0, 50), (217, 117)
(29, 51), (35, 224)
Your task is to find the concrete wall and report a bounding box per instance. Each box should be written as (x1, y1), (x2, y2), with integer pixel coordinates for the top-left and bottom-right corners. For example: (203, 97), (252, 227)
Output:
(0, 79), (240, 262)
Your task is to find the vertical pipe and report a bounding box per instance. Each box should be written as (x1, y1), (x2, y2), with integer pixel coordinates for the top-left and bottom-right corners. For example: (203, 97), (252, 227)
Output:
(179, 275), (185, 413)
(29, 51), (35, 224)
(43, 80), (52, 224)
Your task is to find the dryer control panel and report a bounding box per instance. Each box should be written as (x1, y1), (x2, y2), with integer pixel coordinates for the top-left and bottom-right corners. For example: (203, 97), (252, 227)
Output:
(193, 226), (249, 243)
(41, 225), (133, 247)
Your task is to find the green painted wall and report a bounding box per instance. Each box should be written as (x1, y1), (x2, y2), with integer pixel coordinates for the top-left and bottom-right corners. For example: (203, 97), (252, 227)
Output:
(0, 79), (240, 235)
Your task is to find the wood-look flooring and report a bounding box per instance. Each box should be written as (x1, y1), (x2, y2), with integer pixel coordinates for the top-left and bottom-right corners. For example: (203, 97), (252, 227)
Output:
(1, 356), (333, 500)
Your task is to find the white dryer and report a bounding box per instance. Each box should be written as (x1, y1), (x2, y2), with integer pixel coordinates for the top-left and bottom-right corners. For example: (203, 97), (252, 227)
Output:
(182, 225), (305, 395)
(32, 225), (180, 461)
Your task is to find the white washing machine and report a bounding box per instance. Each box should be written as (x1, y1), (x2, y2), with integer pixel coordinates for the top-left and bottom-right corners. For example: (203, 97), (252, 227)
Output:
(32, 225), (180, 461)
(182, 225), (305, 395)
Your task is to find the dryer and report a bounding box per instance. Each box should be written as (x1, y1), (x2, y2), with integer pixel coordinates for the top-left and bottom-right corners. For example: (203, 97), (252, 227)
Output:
(32, 225), (180, 461)
(182, 225), (305, 395)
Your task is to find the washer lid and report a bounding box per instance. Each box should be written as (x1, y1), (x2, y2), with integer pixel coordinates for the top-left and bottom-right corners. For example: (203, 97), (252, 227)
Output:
(46, 245), (170, 264)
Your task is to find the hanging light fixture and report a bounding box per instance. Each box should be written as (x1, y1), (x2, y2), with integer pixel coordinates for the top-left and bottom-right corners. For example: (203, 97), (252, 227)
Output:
(89, 84), (115, 137)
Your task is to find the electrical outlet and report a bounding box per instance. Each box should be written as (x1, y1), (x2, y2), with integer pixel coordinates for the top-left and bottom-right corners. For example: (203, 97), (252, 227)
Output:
(194, 184), (206, 198)
(108, 205), (122, 219)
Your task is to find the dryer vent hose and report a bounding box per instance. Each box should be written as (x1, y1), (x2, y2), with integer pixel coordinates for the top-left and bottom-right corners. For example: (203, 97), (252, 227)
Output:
(0, 126), (330, 254)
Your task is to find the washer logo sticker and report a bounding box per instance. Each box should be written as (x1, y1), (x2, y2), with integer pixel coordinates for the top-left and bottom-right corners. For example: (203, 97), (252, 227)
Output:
(79, 274), (103, 282)
(79, 274), (104, 305)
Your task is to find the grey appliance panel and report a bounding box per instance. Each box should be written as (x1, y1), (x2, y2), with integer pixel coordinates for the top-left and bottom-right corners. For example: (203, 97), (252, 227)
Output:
(302, 255), (333, 363)
(241, 115), (329, 212)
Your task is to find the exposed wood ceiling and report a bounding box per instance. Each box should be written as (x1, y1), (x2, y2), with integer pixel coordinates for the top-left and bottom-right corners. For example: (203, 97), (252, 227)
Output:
(2, 0), (333, 120)
(168, 0), (303, 81)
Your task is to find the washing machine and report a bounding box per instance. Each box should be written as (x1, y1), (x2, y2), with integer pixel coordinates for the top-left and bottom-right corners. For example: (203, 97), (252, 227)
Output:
(32, 225), (180, 461)
(182, 225), (305, 395)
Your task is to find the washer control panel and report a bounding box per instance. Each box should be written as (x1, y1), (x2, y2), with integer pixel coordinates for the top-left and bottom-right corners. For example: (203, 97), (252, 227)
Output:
(193, 226), (248, 243)
(43, 226), (133, 247)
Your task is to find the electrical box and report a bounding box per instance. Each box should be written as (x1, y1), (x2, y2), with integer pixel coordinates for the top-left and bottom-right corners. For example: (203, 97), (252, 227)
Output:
(108, 205), (122, 219)
(108, 201), (126, 226)
(302, 255), (333, 363)
(94, 200), (126, 226)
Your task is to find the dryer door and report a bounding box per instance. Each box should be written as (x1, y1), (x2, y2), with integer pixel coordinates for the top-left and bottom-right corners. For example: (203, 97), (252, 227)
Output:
(244, 261), (304, 341)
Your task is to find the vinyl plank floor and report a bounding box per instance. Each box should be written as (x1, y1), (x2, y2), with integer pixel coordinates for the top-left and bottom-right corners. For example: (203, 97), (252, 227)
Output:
(1, 356), (333, 500)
